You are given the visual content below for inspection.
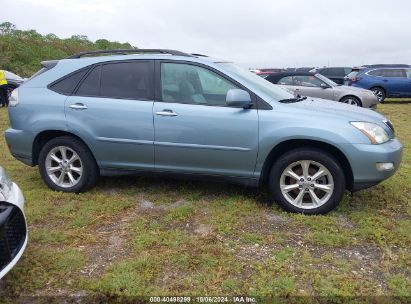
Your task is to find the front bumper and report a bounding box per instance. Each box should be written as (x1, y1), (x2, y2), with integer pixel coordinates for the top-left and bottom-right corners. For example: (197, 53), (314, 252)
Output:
(340, 139), (403, 191)
(361, 94), (380, 109)
(0, 182), (27, 280)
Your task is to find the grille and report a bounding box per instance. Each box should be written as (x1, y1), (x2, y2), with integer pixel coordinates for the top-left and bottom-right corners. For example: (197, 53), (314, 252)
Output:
(0, 203), (27, 272)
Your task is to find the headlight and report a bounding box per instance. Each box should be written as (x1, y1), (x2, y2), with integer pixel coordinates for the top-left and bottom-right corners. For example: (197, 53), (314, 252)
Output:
(350, 122), (390, 144)
(0, 167), (13, 200)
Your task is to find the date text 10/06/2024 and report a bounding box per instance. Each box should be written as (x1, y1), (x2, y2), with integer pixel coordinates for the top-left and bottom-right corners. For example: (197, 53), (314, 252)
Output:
(149, 296), (257, 303)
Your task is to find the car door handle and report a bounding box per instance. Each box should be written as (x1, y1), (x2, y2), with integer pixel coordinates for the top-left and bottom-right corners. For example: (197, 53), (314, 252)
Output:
(155, 109), (178, 116)
(69, 103), (88, 110)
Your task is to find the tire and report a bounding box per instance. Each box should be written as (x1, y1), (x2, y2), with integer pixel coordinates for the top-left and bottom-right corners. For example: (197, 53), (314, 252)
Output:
(38, 136), (99, 193)
(370, 87), (386, 103)
(268, 148), (345, 215)
(340, 95), (361, 107)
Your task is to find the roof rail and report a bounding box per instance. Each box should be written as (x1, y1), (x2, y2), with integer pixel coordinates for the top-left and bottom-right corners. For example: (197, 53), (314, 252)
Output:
(363, 64), (410, 68)
(191, 53), (208, 57)
(67, 49), (193, 59)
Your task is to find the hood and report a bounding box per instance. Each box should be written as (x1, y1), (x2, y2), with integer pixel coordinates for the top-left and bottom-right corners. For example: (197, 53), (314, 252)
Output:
(284, 97), (386, 123)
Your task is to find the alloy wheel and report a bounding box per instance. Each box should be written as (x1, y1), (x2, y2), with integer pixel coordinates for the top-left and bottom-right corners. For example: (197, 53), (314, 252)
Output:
(342, 97), (359, 106)
(280, 160), (334, 209)
(372, 89), (384, 102)
(45, 146), (83, 188)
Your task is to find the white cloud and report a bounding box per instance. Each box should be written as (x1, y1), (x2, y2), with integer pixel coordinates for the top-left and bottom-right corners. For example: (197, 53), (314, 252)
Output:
(3, 0), (411, 68)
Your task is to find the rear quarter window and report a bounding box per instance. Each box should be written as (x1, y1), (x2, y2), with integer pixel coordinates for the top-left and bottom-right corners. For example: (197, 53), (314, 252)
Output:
(76, 66), (101, 96)
(49, 68), (89, 95)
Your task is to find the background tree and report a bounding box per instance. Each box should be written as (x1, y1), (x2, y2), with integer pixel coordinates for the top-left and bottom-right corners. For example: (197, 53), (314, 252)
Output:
(0, 22), (136, 77)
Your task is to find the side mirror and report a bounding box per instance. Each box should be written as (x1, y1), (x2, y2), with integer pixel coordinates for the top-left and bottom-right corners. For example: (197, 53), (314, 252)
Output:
(320, 83), (329, 89)
(226, 89), (253, 108)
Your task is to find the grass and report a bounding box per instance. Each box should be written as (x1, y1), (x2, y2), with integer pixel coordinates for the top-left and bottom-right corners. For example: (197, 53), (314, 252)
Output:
(384, 98), (411, 104)
(0, 104), (410, 301)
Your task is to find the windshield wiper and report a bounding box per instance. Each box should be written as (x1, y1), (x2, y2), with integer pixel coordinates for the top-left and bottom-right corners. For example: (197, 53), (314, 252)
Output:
(278, 96), (307, 103)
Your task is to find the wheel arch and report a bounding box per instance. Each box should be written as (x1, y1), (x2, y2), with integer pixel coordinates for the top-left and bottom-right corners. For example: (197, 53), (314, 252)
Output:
(260, 139), (354, 190)
(369, 85), (386, 94)
(339, 95), (362, 107)
(32, 130), (98, 166)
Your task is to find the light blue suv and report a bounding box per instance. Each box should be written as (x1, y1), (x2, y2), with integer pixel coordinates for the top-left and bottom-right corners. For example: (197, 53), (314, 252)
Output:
(5, 49), (403, 214)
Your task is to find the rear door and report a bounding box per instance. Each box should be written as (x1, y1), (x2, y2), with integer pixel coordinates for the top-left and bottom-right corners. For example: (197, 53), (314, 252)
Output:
(65, 60), (155, 170)
(153, 61), (259, 177)
(368, 68), (408, 96)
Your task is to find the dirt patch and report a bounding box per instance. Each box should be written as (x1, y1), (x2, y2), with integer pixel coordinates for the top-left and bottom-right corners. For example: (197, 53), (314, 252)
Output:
(337, 215), (356, 229)
(193, 224), (214, 237)
(139, 199), (155, 209)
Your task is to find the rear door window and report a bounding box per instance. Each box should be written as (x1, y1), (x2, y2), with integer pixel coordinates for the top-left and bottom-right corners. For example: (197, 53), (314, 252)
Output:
(369, 69), (406, 78)
(100, 61), (153, 100)
(406, 69), (411, 79)
(381, 69), (406, 78)
(368, 69), (384, 77)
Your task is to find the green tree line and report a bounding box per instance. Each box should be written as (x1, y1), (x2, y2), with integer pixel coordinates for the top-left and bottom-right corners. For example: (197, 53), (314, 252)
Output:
(0, 22), (135, 77)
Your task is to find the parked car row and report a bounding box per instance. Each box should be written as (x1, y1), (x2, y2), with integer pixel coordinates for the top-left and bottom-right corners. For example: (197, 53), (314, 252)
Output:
(265, 72), (379, 108)
(252, 64), (411, 102)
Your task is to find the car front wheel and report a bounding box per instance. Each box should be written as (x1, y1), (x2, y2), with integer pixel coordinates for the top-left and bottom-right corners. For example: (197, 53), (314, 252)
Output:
(340, 96), (361, 107)
(38, 136), (99, 193)
(269, 148), (345, 214)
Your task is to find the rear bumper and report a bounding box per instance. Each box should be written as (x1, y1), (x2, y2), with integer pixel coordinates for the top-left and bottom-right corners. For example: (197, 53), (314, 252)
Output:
(341, 139), (403, 191)
(4, 128), (35, 166)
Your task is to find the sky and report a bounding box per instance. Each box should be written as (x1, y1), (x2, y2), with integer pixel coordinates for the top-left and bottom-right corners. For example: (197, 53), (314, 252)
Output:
(2, 0), (411, 68)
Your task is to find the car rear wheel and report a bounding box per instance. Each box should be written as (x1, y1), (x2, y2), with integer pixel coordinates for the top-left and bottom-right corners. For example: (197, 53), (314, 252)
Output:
(340, 96), (361, 106)
(269, 148), (345, 214)
(39, 136), (99, 193)
(370, 87), (385, 102)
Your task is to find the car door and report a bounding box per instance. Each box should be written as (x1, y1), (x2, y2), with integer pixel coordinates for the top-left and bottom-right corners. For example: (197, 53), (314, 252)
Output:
(292, 75), (335, 100)
(65, 60), (155, 170)
(381, 69), (408, 96)
(153, 61), (259, 177)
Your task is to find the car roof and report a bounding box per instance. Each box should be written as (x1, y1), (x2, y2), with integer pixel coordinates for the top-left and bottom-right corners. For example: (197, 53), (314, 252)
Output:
(265, 72), (317, 83)
(316, 66), (351, 69)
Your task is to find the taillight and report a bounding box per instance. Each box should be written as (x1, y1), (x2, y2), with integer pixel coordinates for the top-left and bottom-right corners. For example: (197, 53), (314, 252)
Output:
(351, 77), (361, 83)
(8, 88), (19, 107)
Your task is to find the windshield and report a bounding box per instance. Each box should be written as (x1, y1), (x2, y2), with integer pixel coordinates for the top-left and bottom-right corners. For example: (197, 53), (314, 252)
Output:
(315, 73), (338, 86)
(217, 63), (293, 102)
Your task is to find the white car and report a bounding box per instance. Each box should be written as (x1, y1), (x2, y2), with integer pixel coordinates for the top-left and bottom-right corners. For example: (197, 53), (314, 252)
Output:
(0, 166), (27, 280)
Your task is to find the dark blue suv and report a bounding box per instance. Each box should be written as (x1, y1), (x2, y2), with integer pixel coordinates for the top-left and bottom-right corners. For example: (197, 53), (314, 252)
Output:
(347, 66), (411, 102)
